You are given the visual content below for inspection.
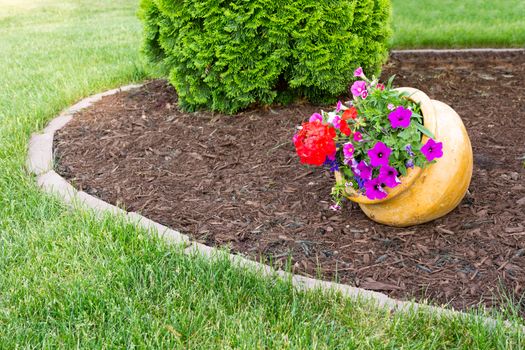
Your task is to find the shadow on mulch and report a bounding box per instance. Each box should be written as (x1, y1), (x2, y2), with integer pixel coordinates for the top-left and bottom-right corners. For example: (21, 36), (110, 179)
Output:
(54, 51), (525, 314)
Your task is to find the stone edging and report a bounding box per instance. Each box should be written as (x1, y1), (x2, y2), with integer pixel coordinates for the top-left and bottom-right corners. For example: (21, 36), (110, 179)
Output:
(27, 83), (522, 332)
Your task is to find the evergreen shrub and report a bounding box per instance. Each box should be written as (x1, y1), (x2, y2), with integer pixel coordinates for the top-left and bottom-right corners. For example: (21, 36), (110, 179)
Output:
(139, 0), (392, 114)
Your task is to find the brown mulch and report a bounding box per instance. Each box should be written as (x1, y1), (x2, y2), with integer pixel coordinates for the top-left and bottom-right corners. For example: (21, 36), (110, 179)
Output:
(54, 51), (525, 313)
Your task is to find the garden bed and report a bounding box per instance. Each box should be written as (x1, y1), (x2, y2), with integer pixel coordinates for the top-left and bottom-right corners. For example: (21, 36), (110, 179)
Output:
(54, 51), (525, 312)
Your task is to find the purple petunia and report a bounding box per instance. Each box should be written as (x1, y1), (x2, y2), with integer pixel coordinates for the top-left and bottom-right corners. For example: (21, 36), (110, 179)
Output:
(388, 106), (412, 129)
(421, 138), (443, 162)
(379, 165), (401, 188)
(406, 159), (414, 168)
(367, 141), (392, 167)
(356, 160), (373, 180)
(309, 113), (323, 123)
(354, 67), (364, 78)
(365, 177), (388, 200)
(351, 81), (367, 98)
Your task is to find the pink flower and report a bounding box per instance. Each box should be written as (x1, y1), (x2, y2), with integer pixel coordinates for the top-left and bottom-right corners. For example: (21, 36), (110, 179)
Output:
(331, 115), (342, 129)
(368, 141), (392, 167)
(388, 106), (412, 129)
(421, 138), (443, 162)
(353, 131), (363, 142)
(354, 67), (364, 78)
(336, 100), (343, 112)
(343, 143), (354, 159)
(376, 83), (385, 91)
(360, 90), (368, 99)
(387, 103), (395, 111)
(309, 113), (323, 123)
(351, 81), (367, 98)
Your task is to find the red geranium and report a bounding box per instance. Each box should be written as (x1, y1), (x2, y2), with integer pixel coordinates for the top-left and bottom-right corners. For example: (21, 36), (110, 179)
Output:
(342, 107), (357, 120)
(293, 121), (337, 166)
(339, 120), (352, 136)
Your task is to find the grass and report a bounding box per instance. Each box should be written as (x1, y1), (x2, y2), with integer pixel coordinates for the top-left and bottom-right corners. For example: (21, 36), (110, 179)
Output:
(391, 0), (525, 48)
(0, 0), (524, 347)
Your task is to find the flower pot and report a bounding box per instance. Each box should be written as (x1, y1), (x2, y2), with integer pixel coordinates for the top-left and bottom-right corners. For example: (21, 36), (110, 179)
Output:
(334, 87), (473, 227)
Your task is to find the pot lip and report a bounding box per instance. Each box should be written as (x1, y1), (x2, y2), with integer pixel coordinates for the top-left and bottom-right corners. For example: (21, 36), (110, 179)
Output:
(335, 87), (437, 205)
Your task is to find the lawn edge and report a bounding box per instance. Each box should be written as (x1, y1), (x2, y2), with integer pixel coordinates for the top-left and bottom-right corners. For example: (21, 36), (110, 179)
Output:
(391, 48), (525, 54)
(28, 83), (524, 333)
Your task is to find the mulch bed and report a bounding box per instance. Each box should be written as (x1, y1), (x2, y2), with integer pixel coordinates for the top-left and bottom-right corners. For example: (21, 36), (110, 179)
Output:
(54, 51), (525, 313)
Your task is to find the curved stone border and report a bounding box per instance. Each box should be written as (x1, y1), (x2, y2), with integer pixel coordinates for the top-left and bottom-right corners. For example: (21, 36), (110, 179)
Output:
(27, 83), (523, 332)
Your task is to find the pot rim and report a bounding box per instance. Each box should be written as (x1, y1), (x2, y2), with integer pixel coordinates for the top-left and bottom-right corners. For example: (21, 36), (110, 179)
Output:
(334, 87), (438, 205)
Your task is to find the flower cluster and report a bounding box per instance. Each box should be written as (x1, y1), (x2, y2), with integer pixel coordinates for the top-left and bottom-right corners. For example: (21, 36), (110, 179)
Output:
(293, 68), (444, 208)
(294, 121), (337, 166)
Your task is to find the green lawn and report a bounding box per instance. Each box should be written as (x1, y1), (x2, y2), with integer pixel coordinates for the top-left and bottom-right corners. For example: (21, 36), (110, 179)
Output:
(391, 0), (525, 48)
(0, 0), (524, 348)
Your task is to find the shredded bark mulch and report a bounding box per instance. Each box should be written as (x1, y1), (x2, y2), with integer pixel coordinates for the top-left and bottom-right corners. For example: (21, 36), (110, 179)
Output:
(54, 51), (525, 313)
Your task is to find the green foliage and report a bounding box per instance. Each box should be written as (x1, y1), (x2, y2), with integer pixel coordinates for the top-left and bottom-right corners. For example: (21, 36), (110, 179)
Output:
(139, 0), (392, 114)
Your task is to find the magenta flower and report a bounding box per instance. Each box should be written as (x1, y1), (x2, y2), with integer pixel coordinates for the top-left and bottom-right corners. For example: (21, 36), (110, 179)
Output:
(421, 138), (443, 162)
(354, 67), (364, 78)
(379, 165), (400, 188)
(360, 90), (368, 99)
(330, 203), (341, 211)
(388, 106), (412, 129)
(351, 81), (367, 98)
(309, 113), (323, 123)
(336, 101), (343, 112)
(353, 131), (363, 142)
(356, 160), (372, 180)
(331, 115), (342, 129)
(376, 83), (385, 91)
(368, 141), (392, 167)
(365, 177), (388, 200)
(343, 143), (354, 159)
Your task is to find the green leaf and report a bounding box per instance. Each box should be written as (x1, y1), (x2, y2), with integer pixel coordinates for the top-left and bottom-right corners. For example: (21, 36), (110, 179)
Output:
(386, 74), (396, 89)
(414, 122), (435, 139)
(399, 164), (407, 177)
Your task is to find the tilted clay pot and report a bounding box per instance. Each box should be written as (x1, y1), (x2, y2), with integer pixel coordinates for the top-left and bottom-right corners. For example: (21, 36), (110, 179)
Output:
(334, 87), (473, 227)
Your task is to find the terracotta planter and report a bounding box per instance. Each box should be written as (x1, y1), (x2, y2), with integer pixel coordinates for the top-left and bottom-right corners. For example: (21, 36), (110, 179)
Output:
(334, 87), (473, 227)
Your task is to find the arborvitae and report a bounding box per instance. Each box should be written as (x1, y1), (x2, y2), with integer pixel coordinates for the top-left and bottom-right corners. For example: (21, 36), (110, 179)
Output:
(139, 0), (391, 114)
